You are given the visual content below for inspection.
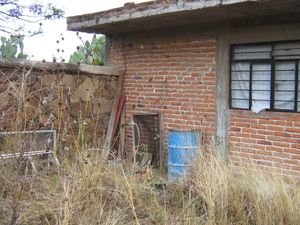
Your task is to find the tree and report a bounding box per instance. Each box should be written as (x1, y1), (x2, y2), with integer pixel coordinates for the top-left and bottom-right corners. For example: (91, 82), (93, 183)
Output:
(0, 0), (64, 60)
(69, 34), (105, 66)
(0, 0), (64, 36)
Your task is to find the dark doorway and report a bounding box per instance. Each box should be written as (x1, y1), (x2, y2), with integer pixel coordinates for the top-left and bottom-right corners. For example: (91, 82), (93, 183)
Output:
(133, 113), (162, 167)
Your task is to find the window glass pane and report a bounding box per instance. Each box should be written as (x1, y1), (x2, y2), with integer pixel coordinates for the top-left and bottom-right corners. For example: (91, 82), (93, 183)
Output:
(232, 45), (272, 60)
(275, 62), (295, 80)
(252, 91), (270, 100)
(252, 81), (270, 90)
(251, 63), (271, 111)
(275, 101), (294, 110)
(274, 62), (295, 110)
(274, 91), (295, 101)
(252, 71), (271, 80)
(252, 64), (271, 81)
(273, 42), (300, 60)
(275, 81), (294, 91)
(231, 62), (250, 71)
(231, 90), (249, 99)
(231, 81), (249, 89)
(231, 72), (249, 80)
(231, 62), (250, 109)
(231, 63), (250, 80)
(231, 99), (249, 109)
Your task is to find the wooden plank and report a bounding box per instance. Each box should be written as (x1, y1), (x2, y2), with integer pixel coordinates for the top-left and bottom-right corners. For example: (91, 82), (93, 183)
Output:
(112, 95), (126, 139)
(0, 58), (120, 76)
(118, 107), (126, 160)
(159, 113), (164, 169)
(102, 70), (125, 160)
(79, 64), (119, 76)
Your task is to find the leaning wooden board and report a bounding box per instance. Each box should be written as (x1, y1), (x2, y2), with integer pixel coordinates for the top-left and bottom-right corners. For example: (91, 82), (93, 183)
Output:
(102, 70), (125, 160)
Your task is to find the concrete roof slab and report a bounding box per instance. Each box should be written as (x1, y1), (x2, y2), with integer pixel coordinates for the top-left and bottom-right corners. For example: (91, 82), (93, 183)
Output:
(67, 0), (300, 34)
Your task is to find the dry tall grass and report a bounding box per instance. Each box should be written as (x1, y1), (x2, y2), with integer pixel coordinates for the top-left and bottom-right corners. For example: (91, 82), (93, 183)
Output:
(188, 154), (300, 225)
(0, 149), (299, 225)
(0, 67), (299, 224)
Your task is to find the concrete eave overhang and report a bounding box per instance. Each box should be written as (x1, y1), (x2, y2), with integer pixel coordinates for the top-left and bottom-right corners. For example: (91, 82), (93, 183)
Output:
(67, 0), (300, 35)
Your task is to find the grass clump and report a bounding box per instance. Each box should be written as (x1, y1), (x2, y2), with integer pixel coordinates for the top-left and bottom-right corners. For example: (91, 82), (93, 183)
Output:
(188, 154), (300, 225)
(0, 150), (299, 225)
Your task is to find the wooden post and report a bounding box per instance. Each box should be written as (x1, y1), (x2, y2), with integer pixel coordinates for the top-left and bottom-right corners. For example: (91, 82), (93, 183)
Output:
(102, 70), (125, 160)
(118, 108), (126, 159)
(159, 114), (164, 169)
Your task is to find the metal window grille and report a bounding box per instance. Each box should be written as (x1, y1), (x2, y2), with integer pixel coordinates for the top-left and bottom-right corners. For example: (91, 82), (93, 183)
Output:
(230, 41), (300, 112)
(0, 130), (56, 159)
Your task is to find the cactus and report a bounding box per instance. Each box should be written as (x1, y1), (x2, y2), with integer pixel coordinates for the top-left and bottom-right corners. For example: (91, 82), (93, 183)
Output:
(0, 35), (28, 59)
(69, 35), (105, 66)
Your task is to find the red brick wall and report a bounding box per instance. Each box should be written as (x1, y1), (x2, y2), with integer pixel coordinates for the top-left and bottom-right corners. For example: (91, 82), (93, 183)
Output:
(229, 110), (300, 177)
(109, 38), (217, 162)
(109, 35), (300, 177)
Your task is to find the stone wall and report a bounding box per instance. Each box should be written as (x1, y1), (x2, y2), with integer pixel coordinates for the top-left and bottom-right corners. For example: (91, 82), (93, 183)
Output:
(0, 60), (118, 155)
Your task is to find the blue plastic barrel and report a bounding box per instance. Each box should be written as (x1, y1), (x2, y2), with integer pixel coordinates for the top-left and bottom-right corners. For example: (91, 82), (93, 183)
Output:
(168, 131), (200, 181)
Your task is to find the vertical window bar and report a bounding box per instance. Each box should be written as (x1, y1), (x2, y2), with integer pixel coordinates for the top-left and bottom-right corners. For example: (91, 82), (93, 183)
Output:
(270, 45), (275, 110)
(295, 61), (299, 112)
(229, 47), (233, 108)
(249, 63), (253, 110)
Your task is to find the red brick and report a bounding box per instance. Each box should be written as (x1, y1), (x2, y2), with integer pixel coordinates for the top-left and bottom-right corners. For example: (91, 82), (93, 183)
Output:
(266, 125), (284, 131)
(257, 140), (272, 146)
(284, 149), (300, 154)
(285, 127), (300, 133)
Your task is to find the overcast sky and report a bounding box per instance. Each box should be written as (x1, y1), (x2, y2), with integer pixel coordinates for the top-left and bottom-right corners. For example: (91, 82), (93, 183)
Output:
(23, 0), (147, 61)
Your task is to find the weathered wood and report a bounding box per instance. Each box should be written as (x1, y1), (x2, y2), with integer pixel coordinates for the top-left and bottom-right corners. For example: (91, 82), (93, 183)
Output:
(102, 70), (125, 160)
(79, 64), (119, 76)
(118, 107), (126, 159)
(112, 95), (126, 139)
(0, 59), (120, 76)
(159, 114), (164, 169)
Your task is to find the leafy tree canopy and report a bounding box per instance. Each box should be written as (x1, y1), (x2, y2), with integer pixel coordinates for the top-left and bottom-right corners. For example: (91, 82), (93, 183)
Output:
(0, 0), (64, 36)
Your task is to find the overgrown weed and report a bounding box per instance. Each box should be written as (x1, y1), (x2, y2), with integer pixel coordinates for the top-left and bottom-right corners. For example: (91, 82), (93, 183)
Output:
(0, 67), (299, 225)
(0, 149), (299, 225)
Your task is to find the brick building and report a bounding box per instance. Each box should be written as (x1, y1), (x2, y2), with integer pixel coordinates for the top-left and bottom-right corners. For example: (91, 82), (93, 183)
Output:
(67, 0), (300, 177)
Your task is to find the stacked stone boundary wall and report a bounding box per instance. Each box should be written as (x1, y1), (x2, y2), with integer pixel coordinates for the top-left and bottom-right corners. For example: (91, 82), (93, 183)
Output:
(0, 59), (118, 154)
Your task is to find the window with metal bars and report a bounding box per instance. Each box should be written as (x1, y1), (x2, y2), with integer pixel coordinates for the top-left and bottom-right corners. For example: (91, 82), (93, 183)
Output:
(230, 41), (300, 112)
